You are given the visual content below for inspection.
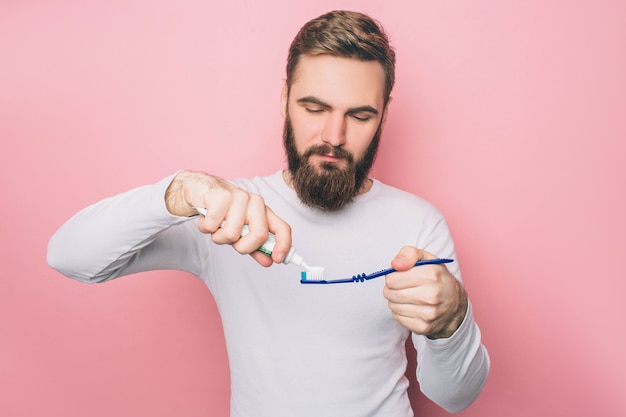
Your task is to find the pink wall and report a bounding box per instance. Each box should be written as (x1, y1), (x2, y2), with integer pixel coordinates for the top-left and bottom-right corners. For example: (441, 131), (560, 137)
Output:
(2, 1), (625, 416)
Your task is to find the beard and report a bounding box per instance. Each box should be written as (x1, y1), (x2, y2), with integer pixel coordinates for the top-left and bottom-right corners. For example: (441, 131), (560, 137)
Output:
(283, 115), (382, 212)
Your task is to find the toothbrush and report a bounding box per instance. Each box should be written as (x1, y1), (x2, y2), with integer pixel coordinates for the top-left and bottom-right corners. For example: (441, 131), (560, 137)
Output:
(300, 258), (454, 284)
(194, 207), (325, 280)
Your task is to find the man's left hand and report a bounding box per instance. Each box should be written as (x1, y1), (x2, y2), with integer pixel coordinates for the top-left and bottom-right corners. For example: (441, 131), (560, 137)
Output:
(383, 246), (468, 339)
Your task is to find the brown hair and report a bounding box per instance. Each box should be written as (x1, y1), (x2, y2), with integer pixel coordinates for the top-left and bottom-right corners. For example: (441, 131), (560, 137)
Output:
(286, 10), (396, 104)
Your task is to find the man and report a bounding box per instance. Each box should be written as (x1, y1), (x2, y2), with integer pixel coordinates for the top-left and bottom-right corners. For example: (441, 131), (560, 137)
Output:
(48, 10), (489, 416)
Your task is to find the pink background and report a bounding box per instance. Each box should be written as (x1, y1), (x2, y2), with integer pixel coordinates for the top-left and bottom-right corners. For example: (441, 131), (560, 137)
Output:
(2, 1), (625, 416)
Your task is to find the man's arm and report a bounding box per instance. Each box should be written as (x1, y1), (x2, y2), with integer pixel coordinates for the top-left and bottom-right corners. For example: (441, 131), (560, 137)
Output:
(47, 174), (200, 282)
(413, 302), (490, 412)
(383, 229), (490, 411)
(47, 171), (292, 282)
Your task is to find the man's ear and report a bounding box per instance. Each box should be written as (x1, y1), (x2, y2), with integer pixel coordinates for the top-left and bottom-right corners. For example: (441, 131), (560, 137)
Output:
(280, 80), (288, 119)
(381, 96), (393, 130)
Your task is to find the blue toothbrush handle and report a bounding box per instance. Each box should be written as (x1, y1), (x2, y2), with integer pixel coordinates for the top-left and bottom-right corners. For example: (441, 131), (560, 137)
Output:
(364, 258), (454, 280)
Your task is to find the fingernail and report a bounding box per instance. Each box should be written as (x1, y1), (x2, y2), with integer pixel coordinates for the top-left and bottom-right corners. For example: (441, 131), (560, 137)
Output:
(274, 252), (285, 264)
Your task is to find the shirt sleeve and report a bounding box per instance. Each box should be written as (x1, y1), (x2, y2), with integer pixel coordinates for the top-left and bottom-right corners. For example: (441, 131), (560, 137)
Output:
(412, 301), (490, 412)
(47, 174), (207, 283)
(411, 213), (490, 412)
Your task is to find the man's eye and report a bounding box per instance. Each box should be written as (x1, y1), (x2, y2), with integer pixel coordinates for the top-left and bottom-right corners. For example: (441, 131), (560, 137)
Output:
(305, 107), (324, 114)
(351, 114), (371, 122)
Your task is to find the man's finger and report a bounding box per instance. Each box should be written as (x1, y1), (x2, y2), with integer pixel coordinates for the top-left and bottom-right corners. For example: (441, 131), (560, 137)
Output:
(265, 207), (292, 264)
(390, 245), (436, 271)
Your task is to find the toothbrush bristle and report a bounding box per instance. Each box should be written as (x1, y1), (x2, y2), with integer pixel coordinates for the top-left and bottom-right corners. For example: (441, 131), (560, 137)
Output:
(303, 266), (325, 281)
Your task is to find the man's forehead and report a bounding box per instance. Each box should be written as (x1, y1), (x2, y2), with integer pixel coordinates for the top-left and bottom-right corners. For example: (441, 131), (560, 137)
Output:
(290, 54), (386, 108)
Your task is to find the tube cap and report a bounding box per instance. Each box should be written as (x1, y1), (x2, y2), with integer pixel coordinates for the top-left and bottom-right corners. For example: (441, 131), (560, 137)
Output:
(285, 247), (303, 265)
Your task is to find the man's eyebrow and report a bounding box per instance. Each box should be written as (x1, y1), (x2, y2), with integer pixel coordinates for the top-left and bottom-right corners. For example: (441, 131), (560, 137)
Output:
(346, 105), (379, 115)
(296, 96), (331, 108)
(296, 96), (379, 115)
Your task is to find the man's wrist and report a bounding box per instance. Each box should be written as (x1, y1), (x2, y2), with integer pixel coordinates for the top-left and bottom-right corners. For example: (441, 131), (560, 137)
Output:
(165, 171), (198, 217)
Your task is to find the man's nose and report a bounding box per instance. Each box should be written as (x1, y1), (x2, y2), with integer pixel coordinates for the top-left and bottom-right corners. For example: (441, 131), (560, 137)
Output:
(321, 114), (346, 147)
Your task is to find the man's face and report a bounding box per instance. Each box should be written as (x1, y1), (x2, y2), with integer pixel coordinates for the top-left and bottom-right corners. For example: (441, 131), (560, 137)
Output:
(281, 55), (388, 211)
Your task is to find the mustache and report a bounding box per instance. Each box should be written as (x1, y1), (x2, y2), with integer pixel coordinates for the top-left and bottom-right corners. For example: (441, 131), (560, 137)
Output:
(303, 144), (354, 162)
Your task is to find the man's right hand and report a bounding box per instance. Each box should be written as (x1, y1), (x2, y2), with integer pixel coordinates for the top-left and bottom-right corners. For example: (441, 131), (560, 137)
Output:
(165, 170), (292, 267)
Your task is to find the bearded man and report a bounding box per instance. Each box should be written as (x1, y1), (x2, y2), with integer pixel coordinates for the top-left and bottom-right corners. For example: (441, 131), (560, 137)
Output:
(48, 10), (489, 417)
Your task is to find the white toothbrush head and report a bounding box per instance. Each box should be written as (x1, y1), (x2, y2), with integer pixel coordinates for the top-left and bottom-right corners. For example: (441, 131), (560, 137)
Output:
(301, 262), (325, 281)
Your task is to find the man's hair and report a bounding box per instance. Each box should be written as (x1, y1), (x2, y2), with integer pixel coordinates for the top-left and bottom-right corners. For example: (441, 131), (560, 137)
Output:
(286, 10), (396, 104)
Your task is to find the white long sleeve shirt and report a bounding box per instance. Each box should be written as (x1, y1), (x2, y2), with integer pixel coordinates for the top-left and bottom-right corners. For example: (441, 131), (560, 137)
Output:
(48, 171), (489, 416)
